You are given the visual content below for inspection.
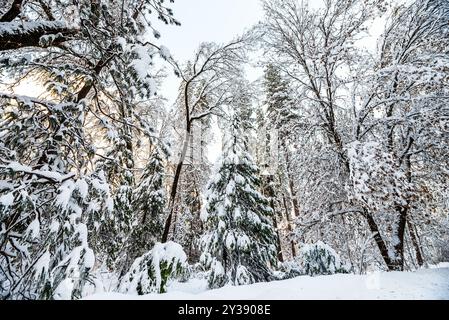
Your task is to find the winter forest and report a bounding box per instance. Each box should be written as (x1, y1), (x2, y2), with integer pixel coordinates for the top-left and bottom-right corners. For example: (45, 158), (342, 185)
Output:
(0, 0), (448, 300)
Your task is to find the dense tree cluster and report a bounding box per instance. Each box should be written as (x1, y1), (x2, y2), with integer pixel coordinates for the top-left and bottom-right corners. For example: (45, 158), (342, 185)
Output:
(0, 0), (447, 299)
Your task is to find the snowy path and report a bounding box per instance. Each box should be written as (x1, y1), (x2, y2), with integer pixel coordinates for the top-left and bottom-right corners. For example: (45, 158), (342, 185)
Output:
(85, 265), (449, 300)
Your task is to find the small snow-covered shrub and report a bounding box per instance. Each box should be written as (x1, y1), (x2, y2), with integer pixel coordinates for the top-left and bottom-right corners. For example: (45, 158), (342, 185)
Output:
(203, 256), (227, 289)
(118, 242), (187, 295)
(299, 241), (347, 276)
(276, 260), (303, 280)
(181, 262), (208, 282)
(235, 265), (255, 285)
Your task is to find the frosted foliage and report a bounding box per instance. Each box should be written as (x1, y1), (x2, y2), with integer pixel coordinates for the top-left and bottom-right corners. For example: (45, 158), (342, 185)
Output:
(1, 0), (448, 301)
(300, 242), (346, 276)
(200, 119), (277, 289)
(118, 242), (187, 295)
(0, 0), (179, 300)
(347, 141), (410, 212)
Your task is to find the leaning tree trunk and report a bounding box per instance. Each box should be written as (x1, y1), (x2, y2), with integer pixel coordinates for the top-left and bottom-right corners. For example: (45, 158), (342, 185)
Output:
(407, 220), (424, 267)
(363, 208), (407, 271)
(162, 128), (191, 243)
(363, 210), (396, 270)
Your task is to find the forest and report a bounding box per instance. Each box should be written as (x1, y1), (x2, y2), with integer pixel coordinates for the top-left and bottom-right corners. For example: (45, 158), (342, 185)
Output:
(0, 0), (448, 300)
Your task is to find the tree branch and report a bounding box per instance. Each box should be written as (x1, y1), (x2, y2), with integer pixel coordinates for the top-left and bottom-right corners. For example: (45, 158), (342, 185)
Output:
(0, 0), (23, 22)
(0, 21), (78, 51)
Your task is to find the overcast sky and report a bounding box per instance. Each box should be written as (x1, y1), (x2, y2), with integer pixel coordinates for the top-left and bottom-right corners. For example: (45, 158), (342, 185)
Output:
(159, 0), (263, 58)
(156, 0), (265, 104)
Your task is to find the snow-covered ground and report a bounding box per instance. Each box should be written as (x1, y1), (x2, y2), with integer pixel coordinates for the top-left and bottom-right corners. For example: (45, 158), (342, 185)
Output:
(85, 264), (449, 300)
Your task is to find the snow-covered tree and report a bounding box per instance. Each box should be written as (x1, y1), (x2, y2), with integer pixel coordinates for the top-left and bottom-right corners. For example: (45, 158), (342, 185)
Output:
(260, 0), (449, 272)
(1, 0), (448, 301)
(200, 116), (277, 289)
(118, 242), (187, 295)
(162, 36), (252, 243)
(0, 91), (115, 299)
(261, 64), (300, 259)
(118, 147), (167, 275)
(299, 241), (347, 276)
(168, 81), (213, 262)
(260, 0), (394, 272)
(354, 0), (449, 270)
(0, 0), (180, 299)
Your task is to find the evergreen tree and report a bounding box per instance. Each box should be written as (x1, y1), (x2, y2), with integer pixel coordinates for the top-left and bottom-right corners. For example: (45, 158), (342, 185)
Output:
(299, 241), (347, 276)
(263, 64), (298, 133)
(0, 96), (111, 299)
(92, 129), (135, 271)
(0, 0), (179, 299)
(118, 147), (167, 275)
(118, 242), (187, 295)
(200, 117), (277, 289)
(261, 64), (300, 260)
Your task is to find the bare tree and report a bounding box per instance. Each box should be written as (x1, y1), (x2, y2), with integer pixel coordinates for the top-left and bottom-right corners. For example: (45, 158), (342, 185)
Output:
(162, 36), (251, 242)
(260, 0), (448, 271)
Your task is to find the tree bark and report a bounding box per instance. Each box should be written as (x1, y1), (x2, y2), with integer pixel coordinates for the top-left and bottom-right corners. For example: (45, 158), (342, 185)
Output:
(363, 211), (397, 270)
(0, 21), (77, 51)
(162, 128), (191, 243)
(282, 196), (297, 258)
(262, 174), (284, 263)
(272, 209), (284, 263)
(0, 0), (23, 22)
(280, 138), (300, 217)
(407, 220), (424, 267)
(392, 205), (407, 271)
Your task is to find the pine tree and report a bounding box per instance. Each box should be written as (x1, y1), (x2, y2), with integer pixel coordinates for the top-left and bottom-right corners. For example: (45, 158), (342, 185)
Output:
(261, 64), (299, 260)
(118, 147), (167, 275)
(0, 96), (110, 299)
(93, 129), (135, 271)
(200, 117), (277, 289)
(299, 241), (347, 276)
(263, 64), (297, 133)
(118, 241), (187, 295)
(0, 0), (179, 299)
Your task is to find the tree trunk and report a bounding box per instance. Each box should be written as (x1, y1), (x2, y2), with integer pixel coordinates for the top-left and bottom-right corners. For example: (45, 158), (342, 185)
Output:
(403, 151), (423, 267)
(162, 129), (191, 243)
(283, 196), (297, 258)
(407, 220), (424, 267)
(260, 173), (284, 263)
(280, 139), (300, 217)
(271, 201), (284, 263)
(391, 205), (407, 271)
(0, 0), (23, 22)
(267, 177), (284, 263)
(363, 211), (398, 271)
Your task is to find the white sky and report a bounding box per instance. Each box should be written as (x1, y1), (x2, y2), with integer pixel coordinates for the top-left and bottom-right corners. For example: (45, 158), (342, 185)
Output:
(154, 0), (387, 104)
(155, 0), (264, 104)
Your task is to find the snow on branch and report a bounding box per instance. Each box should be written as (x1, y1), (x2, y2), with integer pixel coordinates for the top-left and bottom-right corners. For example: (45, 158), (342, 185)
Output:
(0, 0), (23, 23)
(0, 161), (75, 183)
(0, 20), (78, 51)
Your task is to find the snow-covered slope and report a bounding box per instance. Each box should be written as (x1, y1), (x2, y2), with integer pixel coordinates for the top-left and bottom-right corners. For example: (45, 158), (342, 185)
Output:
(85, 265), (449, 300)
